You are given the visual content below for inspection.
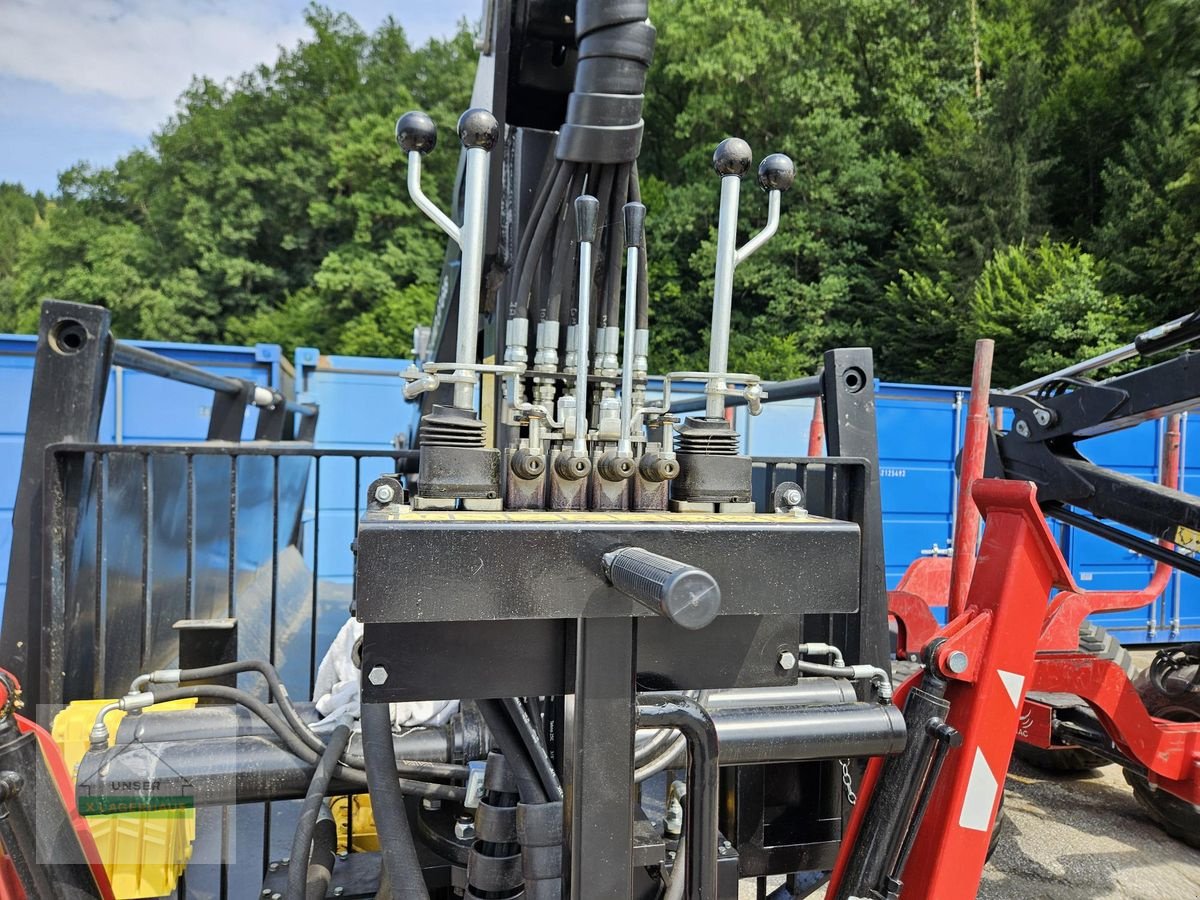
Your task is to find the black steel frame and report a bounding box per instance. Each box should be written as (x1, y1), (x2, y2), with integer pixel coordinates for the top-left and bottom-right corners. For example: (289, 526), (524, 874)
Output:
(2, 299), (320, 710)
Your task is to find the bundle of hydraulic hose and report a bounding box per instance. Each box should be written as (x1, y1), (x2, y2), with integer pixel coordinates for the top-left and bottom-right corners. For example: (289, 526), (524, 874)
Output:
(509, 0), (654, 371)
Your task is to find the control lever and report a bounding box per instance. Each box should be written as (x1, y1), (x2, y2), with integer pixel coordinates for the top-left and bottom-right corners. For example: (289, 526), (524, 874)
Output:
(568, 195), (599, 462)
(396, 108), (499, 411)
(618, 202), (647, 459)
(602, 546), (721, 630)
(705, 140), (795, 418)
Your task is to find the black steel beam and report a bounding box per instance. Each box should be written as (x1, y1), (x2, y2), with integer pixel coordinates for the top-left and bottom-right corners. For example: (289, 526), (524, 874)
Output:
(565, 617), (637, 899)
(817, 349), (888, 673)
(1, 301), (112, 709)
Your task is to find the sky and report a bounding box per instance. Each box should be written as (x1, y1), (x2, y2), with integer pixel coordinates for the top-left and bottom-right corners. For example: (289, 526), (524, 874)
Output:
(0, 0), (480, 195)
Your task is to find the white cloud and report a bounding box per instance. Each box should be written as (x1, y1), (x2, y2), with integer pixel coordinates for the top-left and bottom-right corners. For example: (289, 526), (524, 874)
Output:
(0, 0), (310, 132)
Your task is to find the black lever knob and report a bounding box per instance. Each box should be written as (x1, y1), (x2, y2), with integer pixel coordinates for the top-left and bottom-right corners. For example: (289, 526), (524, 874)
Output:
(602, 546), (721, 630)
(458, 108), (500, 151)
(713, 138), (752, 177)
(575, 194), (600, 243)
(396, 111), (437, 154)
(758, 153), (795, 192)
(623, 201), (646, 249)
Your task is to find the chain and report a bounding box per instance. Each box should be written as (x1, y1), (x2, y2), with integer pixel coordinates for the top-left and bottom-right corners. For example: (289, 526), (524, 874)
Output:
(839, 758), (857, 806)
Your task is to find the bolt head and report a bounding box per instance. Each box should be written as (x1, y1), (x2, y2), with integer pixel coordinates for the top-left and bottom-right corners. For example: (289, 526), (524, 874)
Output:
(784, 488), (803, 507)
(374, 483), (396, 504)
(778, 650), (798, 670)
(334, 889), (345, 897)
(454, 819), (476, 841)
(946, 650), (969, 674)
(1015, 420), (1030, 437)
(367, 665), (389, 686)
(422, 798), (442, 811)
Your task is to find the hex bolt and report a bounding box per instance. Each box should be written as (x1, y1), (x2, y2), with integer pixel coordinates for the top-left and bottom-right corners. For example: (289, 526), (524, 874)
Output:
(272, 894), (282, 900)
(946, 650), (969, 674)
(374, 483), (396, 504)
(423, 798), (442, 811)
(1015, 420), (1030, 437)
(261, 891), (272, 898)
(778, 649), (798, 670)
(784, 488), (803, 507)
(454, 818), (475, 840)
(367, 665), (389, 686)
(333, 889), (344, 897)
(268, 862), (279, 872)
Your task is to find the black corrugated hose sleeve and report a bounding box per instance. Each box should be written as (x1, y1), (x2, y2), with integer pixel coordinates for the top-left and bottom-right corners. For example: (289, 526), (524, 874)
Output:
(286, 722), (351, 900)
(362, 701), (431, 900)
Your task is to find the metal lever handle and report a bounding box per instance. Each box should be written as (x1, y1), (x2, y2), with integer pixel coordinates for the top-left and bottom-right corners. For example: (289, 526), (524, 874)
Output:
(602, 546), (721, 630)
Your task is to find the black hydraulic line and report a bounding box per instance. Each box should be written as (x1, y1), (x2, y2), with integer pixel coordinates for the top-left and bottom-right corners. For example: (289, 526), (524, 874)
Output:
(287, 723), (352, 900)
(148, 684), (323, 766)
(604, 162), (631, 327)
(362, 702), (430, 900)
(502, 697), (563, 801)
(792, 660), (855, 679)
(546, 166), (585, 324)
(303, 806), (337, 900)
(511, 154), (564, 306)
(513, 162), (575, 318)
(149, 659), (326, 755)
(637, 693), (718, 900)
(476, 699), (548, 804)
(670, 373), (824, 414)
(590, 164), (616, 327)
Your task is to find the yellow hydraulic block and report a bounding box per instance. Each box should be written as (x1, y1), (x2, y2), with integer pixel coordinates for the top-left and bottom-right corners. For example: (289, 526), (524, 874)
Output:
(52, 698), (198, 900)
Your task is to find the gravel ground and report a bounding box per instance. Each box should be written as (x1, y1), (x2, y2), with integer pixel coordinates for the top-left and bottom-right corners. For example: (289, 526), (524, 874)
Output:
(738, 651), (1200, 899)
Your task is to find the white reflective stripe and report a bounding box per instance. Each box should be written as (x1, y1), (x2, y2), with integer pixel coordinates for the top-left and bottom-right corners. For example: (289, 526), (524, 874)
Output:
(959, 747), (999, 832)
(998, 669), (1025, 708)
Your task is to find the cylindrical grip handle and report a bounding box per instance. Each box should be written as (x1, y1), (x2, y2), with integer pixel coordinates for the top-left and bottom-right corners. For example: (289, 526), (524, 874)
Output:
(602, 546), (721, 630)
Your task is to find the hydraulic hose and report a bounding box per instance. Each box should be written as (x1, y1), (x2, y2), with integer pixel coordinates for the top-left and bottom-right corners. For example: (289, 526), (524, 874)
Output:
(501, 697), (563, 801)
(362, 701), (430, 900)
(304, 807), (337, 900)
(134, 660), (325, 755)
(476, 699), (548, 804)
(513, 162), (575, 317)
(287, 723), (352, 900)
